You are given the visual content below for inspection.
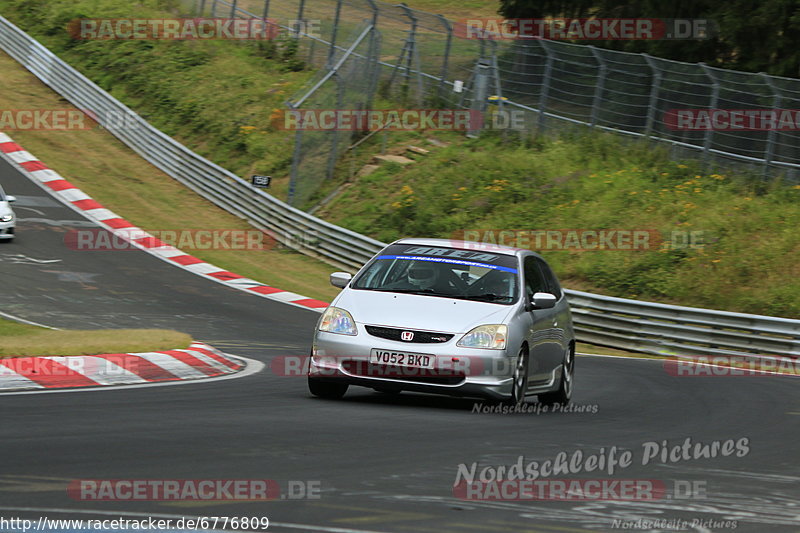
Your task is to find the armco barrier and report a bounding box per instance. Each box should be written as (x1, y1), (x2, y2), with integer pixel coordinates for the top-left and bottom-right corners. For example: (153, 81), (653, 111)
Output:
(1, 15), (797, 359)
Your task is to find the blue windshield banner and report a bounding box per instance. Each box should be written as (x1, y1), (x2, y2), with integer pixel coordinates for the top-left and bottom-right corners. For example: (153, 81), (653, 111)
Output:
(377, 255), (518, 273)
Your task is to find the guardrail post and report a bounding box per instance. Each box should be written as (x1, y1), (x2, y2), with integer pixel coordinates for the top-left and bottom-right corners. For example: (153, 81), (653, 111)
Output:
(642, 54), (662, 137)
(537, 40), (554, 133)
(588, 46), (607, 128)
(760, 72), (781, 179)
(699, 63), (719, 167)
(435, 14), (452, 106)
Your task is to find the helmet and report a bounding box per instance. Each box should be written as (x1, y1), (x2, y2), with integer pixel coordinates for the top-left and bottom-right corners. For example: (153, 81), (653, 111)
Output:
(483, 271), (513, 297)
(407, 261), (438, 290)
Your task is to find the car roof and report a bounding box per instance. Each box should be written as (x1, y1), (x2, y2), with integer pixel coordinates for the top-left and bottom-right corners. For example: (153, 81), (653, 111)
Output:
(392, 238), (523, 257)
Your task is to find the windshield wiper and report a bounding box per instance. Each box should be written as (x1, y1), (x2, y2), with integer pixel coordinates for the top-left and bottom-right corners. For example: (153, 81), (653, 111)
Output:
(464, 293), (511, 302)
(360, 287), (451, 297)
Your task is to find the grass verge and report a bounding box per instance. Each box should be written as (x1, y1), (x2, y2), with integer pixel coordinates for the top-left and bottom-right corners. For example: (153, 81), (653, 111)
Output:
(2, 0), (797, 321)
(0, 318), (192, 357)
(0, 50), (341, 303)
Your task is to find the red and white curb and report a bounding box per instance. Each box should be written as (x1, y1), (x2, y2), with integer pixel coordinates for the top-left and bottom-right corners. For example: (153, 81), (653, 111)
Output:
(0, 132), (329, 312)
(0, 342), (247, 392)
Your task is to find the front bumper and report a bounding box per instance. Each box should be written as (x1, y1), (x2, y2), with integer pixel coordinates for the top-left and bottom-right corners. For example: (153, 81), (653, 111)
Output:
(310, 330), (517, 400)
(0, 222), (15, 239)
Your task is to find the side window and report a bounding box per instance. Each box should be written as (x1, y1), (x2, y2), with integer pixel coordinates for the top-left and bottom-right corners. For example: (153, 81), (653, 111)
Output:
(536, 259), (562, 297)
(523, 256), (546, 298)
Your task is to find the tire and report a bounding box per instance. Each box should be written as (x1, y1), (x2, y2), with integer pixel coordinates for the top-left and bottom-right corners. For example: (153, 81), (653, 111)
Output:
(507, 345), (529, 405)
(308, 377), (348, 399)
(539, 345), (574, 406)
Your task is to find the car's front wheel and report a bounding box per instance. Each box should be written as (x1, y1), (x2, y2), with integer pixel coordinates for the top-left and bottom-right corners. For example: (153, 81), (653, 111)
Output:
(539, 345), (574, 406)
(308, 377), (348, 399)
(508, 345), (529, 405)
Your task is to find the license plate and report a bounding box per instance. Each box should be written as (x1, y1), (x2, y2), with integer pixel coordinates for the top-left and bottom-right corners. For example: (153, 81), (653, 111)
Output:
(370, 349), (435, 369)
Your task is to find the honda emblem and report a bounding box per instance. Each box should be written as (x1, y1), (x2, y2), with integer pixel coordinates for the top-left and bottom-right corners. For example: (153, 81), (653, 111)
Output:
(401, 331), (414, 341)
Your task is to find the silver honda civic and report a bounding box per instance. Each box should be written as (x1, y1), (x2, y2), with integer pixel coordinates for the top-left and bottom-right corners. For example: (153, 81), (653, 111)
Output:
(308, 238), (575, 404)
(0, 185), (17, 241)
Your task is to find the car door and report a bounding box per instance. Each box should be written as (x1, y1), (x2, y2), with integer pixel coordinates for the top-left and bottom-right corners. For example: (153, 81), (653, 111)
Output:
(522, 255), (561, 384)
(536, 257), (570, 363)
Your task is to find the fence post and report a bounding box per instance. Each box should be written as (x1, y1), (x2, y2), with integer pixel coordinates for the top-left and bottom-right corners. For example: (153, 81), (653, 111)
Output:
(760, 73), (780, 179)
(392, 4), (422, 106)
(328, 0), (343, 66)
(326, 73), (344, 180)
(288, 124), (303, 206)
(699, 63), (719, 166)
(467, 58), (490, 138)
(436, 14), (452, 106)
(198, 0), (206, 16)
(210, 0), (217, 17)
(261, 0), (271, 39)
(295, 0), (306, 37)
(642, 54), (662, 137)
(364, 0), (380, 110)
(230, 0), (238, 18)
(588, 46), (607, 128)
(537, 40), (554, 133)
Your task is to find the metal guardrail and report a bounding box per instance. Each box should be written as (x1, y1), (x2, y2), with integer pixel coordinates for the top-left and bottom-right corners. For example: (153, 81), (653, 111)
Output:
(1, 15), (797, 359)
(209, 0), (800, 180)
(0, 15), (383, 272)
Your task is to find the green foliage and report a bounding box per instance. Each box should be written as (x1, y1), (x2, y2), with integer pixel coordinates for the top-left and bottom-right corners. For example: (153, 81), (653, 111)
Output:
(497, 0), (800, 78)
(325, 131), (800, 318)
(0, 0), (312, 178)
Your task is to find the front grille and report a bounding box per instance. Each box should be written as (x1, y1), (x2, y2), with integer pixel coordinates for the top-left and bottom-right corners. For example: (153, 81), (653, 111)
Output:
(341, 361), (465, 385)
(365, 325), (454, 343)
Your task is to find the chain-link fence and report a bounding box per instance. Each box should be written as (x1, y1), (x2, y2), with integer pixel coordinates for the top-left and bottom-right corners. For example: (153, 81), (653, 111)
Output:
(194, 0), (800, 206)
(285, 21), (380, 207)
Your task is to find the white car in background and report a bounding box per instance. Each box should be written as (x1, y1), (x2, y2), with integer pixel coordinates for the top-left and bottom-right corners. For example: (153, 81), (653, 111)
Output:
(0, 185), (17, 241)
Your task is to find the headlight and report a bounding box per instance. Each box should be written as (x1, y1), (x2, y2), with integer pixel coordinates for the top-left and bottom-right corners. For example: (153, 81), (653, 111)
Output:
(318, 307), (358, 336)
(457, 324), (508, 350)
(0, 214), (12, 223)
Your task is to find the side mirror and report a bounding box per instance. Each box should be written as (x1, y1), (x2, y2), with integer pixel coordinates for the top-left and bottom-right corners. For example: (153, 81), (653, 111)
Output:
(330, 272), (352, 289)
(530, 292), (557, 310)
(5, 195), (16, 203)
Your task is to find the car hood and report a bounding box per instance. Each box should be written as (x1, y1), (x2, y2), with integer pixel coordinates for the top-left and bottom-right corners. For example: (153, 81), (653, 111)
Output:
(333, 289), (514, 334)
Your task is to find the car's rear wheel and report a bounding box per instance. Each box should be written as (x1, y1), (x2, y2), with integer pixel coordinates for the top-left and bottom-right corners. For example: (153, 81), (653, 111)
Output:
(539, 345), (574, 406)
(308, 377), (348, 399)
(508, 345), (529, 405)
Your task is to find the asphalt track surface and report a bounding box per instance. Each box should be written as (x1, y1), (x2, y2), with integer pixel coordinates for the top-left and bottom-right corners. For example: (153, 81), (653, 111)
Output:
(1, 155), (799, 533)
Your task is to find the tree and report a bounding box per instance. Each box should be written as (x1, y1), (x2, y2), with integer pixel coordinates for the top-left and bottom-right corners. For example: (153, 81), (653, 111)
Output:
(496, 0), (800, 77)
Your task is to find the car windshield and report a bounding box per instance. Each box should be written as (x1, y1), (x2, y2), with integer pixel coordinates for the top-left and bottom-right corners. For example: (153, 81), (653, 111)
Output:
(352, 244), (519, 304)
